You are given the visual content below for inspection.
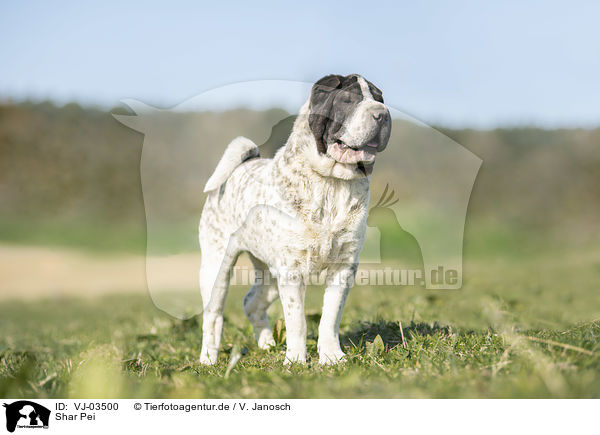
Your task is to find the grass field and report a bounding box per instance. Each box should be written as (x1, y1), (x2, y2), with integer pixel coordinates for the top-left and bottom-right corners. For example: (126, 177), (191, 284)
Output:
(1, 232), (599, 399)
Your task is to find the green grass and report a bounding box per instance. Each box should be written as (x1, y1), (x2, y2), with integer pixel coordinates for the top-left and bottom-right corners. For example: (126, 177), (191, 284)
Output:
(0, 217), (203, 254)
(0, 218), (146, 254)
(1, 242), (600, 398)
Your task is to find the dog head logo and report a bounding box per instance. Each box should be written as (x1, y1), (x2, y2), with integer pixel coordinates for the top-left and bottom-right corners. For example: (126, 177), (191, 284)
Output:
(114, 79), (482, 318)
(3, 401), (50, 433)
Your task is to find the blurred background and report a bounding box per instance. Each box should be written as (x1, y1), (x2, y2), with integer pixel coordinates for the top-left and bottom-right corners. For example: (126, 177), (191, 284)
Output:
(1, 1), (599, 398)
(1, 0), (599, 293)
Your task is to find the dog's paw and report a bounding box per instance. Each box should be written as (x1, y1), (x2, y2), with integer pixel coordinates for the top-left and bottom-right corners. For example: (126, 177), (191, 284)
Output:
(257, 330), (277, 350)
(318, 350), (346, 365)
(199, 349), (218, 365)
(283, 351), (307, 365)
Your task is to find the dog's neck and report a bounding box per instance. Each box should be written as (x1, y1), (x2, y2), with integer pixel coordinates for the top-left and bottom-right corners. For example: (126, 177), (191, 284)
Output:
(273, 106), (370, 226)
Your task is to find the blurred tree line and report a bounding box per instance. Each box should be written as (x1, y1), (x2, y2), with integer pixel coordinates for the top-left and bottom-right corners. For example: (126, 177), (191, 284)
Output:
(0, 101), (598, 252)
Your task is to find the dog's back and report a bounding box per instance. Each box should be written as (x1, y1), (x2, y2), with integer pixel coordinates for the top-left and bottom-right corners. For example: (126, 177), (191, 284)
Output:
(203, 136), (260, 193)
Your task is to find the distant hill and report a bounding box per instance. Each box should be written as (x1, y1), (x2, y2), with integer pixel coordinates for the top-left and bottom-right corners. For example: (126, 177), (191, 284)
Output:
(0, 101), (598, 251)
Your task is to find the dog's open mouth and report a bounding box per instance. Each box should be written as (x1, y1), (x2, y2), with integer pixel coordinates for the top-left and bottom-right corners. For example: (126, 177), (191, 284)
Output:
(328, 140), (378, 164)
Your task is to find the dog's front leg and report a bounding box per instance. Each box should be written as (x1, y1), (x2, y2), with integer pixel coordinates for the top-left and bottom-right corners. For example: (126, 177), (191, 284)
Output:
(278, 280), (307, 364)
(318, 264), (357, 364)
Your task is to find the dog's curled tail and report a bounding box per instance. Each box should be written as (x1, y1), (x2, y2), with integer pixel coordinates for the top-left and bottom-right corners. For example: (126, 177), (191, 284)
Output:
(203, 136), (260, 192)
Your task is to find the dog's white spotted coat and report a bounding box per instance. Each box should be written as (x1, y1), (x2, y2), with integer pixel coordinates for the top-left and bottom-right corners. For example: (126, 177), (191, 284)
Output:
(199, 75), (390, 365)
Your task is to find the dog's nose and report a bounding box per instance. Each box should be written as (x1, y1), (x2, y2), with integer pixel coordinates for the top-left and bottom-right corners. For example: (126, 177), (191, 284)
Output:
(372, 109), (388, 123)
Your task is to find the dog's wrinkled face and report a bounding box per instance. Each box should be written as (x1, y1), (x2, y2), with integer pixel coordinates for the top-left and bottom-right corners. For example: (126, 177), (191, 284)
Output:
(308, 74), (391, 176)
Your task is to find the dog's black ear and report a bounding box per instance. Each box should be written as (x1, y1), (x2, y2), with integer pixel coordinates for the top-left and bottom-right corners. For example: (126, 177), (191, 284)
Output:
(314, 74), (342, 91)
(309, 75), (343, 154)
(368, 82), (384, 103)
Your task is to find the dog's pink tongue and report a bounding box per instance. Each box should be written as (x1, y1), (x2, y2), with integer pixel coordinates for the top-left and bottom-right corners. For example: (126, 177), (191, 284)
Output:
(365, 143), (378, 148)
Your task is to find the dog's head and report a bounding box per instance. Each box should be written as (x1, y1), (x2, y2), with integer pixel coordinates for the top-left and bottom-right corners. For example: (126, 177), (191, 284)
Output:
(306, 74), (391, 178)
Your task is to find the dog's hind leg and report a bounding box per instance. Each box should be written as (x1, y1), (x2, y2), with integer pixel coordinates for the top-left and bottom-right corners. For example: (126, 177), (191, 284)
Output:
(199, 246), (223, 312)
(243, 254), (279, 349)
(199, 236), (241, 365)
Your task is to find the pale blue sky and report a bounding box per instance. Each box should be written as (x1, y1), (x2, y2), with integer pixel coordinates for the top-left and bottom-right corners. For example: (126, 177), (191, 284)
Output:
(1, 0), (598, 127)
